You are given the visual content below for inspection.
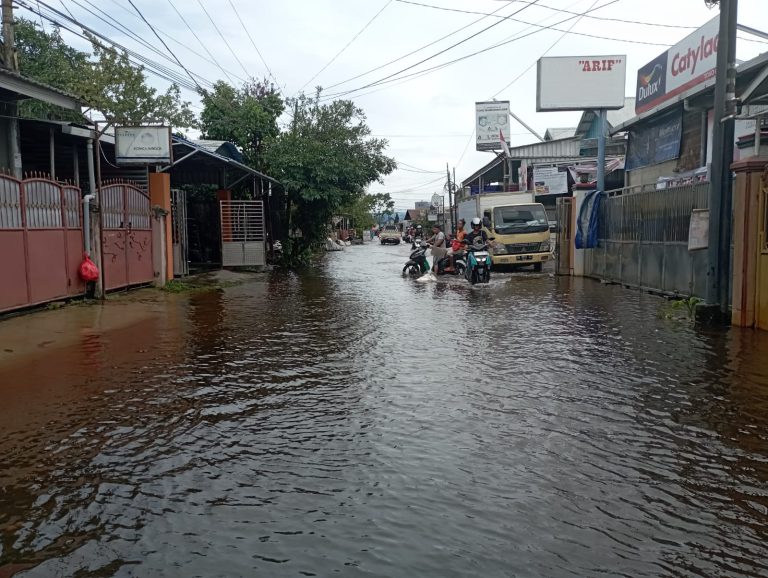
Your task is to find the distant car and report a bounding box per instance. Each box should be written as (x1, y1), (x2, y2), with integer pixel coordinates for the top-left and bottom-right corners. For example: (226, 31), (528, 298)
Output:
(379, 225), (401, 245)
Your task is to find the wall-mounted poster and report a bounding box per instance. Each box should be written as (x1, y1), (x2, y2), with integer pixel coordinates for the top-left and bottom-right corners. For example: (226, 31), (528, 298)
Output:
(626, 106), (683, 171)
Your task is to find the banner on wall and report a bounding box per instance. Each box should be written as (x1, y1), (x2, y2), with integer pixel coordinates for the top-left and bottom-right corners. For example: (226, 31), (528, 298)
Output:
(533, 166), (569, 195)
(626, 107), (683, 171)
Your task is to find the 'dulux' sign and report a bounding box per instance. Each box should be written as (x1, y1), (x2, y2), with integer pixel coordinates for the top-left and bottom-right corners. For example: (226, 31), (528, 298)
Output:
(635, 16), (719, 114)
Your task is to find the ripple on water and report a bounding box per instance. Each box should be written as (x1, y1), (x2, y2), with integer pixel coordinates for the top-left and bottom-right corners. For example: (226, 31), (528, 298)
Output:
(1, 243), (768, 577)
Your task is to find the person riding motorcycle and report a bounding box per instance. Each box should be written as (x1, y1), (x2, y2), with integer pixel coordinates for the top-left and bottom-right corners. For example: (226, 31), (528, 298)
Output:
(463, 217), (489, 248)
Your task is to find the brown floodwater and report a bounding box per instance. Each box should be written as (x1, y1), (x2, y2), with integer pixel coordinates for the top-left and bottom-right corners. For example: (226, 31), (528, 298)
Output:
(1, 242), (768, 577)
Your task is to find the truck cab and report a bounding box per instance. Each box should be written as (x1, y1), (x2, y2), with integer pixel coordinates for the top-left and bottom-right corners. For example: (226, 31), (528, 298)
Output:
(483, 203), (551, 271)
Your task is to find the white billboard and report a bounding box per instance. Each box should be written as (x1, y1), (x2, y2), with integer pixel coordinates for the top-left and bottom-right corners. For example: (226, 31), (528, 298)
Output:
(115, 126), (172, 164)
(537, 56), (627, 111)
(476, 101), (510, 152)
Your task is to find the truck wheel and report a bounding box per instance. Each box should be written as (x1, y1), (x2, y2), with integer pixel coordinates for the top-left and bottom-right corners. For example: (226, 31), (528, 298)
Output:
(533, 262), (543, 273)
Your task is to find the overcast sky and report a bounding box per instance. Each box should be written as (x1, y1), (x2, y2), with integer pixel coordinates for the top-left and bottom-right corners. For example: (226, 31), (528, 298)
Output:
(20, 0), (767, 209)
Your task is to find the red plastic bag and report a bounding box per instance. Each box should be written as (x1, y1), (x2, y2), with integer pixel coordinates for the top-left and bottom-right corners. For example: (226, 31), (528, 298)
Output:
(78, 253), (99, 282)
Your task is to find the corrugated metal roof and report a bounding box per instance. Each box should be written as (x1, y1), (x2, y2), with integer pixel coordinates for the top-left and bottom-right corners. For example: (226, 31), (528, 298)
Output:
(544, 127), (577, 140)
(506, 137), (581, 160)
(0, 69), (83, 111)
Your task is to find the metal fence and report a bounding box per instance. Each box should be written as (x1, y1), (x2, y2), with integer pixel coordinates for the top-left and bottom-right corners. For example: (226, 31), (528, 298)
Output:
(584, 182), (710, 297)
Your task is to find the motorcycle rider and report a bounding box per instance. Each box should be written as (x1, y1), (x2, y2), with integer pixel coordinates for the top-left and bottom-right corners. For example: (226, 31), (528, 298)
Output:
(464, 217), (489, 248)
(427, 223), (448, 273)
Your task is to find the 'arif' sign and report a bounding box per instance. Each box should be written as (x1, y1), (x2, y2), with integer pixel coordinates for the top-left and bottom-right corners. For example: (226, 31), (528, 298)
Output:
(636, 16), (719, 114)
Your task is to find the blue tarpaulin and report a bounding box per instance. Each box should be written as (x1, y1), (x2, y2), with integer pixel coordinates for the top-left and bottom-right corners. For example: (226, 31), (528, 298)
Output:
(575, 190), (603, 249)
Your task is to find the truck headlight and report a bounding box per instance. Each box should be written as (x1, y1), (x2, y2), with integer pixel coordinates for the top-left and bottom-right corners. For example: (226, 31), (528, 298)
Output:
(493, 242), (507, 254)
(540, 241), (551, 252)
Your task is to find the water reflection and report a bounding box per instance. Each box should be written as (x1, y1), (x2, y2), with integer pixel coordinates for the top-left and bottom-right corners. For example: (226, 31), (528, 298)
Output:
(1, 243), (767, 577)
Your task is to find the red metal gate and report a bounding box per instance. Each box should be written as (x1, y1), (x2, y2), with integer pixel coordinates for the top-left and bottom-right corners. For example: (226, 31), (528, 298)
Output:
(0, 175), (85, 313)
(100, 182), (154, 291)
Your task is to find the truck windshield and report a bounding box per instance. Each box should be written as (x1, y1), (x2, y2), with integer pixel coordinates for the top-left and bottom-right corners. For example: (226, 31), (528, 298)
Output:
(492, 204), (549, 234)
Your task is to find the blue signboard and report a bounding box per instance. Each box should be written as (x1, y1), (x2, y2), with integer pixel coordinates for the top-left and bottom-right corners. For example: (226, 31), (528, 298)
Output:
(626, 106), (683, 171)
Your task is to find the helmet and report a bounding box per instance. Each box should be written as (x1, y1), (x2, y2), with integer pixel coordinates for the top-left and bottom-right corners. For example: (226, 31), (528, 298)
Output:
(416, 225), (422, 230)
(471, 217), (482, 227)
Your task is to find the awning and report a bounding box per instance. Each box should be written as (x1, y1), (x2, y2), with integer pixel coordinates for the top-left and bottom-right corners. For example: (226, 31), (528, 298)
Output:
(0, 68), (82, 111)
(161, 136), (279, 187)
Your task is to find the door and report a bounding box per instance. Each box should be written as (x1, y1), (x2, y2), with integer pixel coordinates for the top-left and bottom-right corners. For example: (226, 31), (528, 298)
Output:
(556, 197), (573, 276)
(101, 183), (153, 290)
(220, 200), (265, 267)
(171, 189), (189, 276)
(757, 175), (768, 329)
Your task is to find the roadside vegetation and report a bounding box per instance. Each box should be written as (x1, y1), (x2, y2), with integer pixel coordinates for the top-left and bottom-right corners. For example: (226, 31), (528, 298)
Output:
(14, 18), (396, 270)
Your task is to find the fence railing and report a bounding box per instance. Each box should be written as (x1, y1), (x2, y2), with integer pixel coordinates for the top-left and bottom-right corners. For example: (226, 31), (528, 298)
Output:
(598, 182), (709, 244)
(584, 181), (711, 298)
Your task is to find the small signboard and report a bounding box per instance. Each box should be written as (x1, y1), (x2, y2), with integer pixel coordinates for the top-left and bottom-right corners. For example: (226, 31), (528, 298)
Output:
(476, 101), (510, 152)
(533, 166), (568, 196)
(688, 209), (709, 251)
(115, 126), (172, 164)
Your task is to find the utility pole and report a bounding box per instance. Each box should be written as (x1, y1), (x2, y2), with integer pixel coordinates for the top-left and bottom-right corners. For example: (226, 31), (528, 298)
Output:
(2, 0), (21, 178)
(705, 0), (738, 320)
(446, 163), (453, 234)
(596, 109), (607, 192)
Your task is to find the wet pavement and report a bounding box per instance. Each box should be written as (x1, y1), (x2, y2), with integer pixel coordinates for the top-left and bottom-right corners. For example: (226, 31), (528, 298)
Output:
(1, 242), (768, 577)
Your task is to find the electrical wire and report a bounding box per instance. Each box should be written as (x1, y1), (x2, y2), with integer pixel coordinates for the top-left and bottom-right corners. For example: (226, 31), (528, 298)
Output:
(298, 0), (393, 93)
(491, 0), (603, 98)
(195, 0), (250, 78)
(72, 0), (213, 89)
(395, 0), (697, 30)
(165, 0), (240, 85)
(320, 0), (620, 101)
(323, 0), (543, 99)
(322, 0), (519, 92)
(18, 0), (203, 91)
(226, 0), (281, 90)
(393, 0), (675, 46)
(126, 0), (203, 91)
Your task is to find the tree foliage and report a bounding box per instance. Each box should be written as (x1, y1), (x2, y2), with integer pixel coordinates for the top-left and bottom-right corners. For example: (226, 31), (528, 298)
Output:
(12, 18), (196, 128)
(342, 192), (395, 232)
(265, 93), (396, 265)
(199, 79), (284, 169)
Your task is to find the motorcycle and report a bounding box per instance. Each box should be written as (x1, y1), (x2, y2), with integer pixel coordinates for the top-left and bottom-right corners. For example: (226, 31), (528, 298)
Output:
(463, 237), (492, 284)
(403, 242), (430, 276)
(435, 250), (466, 276)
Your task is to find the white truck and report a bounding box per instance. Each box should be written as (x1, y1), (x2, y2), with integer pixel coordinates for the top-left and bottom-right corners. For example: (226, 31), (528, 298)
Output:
(457, 191), (552, 271)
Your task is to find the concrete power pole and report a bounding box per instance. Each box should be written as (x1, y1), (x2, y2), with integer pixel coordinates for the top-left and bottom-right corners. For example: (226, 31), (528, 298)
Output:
(2, 0), (21, 178)
(704, 0), (738, 321)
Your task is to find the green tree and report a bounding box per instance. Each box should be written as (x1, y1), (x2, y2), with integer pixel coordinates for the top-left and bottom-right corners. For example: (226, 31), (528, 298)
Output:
(12, 18), (196, 128)
(369, 192), (395, 224)
(199, 79), (284, 169)
(265, 93), (396, 265)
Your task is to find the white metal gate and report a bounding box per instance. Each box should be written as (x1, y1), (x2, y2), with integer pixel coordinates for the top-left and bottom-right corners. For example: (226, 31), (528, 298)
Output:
(220, 200), (265, 267)
(171, 189), (189, 276)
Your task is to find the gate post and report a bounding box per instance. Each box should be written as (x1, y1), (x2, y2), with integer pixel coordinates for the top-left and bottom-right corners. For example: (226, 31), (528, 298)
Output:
(731, 158), (768, 327)
(149, 172), (172, 284)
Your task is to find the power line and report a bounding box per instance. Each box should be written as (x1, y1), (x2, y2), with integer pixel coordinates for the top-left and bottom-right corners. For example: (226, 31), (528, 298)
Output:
(393, 0), (677, 45)
(165, 0), (239, 85)
(226, 0), (281, 90)
(322, 0), (518, 92)
(491, 0), (602, 98)
(195, 0), (250, 78)
(395, 0), (697, 30)
(18, 0), (204, 91)
(320, 0), (621, 101)
(299, 0), (393, 93)
(72, 0), (213, 89)
(323, 0), (543, 100)
(126, 0), (203, 92)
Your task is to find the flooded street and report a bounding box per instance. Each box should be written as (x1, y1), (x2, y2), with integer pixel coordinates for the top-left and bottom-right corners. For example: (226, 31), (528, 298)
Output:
(2, 242), (768, 577)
